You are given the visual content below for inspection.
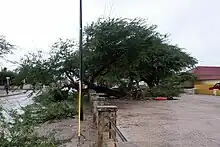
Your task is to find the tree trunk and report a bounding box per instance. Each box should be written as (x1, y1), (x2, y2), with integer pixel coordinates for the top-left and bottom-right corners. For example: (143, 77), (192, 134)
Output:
(141, 87), (150, 99)
(90, 84), (127, 98)
(65, 81), (126, 98)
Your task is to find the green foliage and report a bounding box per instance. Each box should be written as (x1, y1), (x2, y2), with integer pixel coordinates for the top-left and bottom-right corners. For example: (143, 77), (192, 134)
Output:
(0, 107), (55, 147)
(0, 82), (76, 146)
(84, 18), (197, 88)
(14, 51), (53, 86)
(15, 17), (198, 98)
(146, 72), (196, 97)
(147, 85), (183, 97)
(23, 101), (76, 124)
(0, 36), (14, 57)
(0, 90), (76, 146)
(34, 89), (76, 103)
(51, 89), (69, 102)
(28, 90), (76, 124)
(34, 90), (63, 104)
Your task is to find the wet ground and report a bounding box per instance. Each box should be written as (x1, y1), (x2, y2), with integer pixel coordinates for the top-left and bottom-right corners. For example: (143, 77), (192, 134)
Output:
(0, 90), (34, 119)
(112, 94), (220, 147)
(0, 90), (24, 97)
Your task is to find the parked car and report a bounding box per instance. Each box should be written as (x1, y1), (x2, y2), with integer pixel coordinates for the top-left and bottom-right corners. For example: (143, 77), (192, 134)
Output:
(209, 83), (220, 90)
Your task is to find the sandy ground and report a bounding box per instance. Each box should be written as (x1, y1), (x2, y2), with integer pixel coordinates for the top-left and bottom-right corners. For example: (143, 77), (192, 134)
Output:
(0, 92), (97, 147)
(37, 105), (97, 147)
(111, 94), (220, 147)
(3, 92), (220, 146)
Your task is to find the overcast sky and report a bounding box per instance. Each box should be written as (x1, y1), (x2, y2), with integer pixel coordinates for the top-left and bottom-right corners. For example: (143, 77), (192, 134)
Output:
(0, 0), (219, 69)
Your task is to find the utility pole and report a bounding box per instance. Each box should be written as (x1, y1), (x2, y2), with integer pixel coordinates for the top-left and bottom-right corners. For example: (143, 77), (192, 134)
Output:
(79, 0), (84, 121)
(78, 0), (83, 145)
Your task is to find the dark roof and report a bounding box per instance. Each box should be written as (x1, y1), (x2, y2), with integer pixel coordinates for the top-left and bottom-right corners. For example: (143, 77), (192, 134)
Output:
(192, 66), (220, 80)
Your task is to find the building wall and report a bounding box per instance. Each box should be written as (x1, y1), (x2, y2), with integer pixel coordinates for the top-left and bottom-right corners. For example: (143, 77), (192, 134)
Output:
(196, 80), (220, 85)
(183, 81), (194, 88)
(194, 80), (220, 95)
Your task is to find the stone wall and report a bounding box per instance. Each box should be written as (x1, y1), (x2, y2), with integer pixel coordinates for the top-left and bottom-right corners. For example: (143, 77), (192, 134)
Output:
(89, 90), (118, 147)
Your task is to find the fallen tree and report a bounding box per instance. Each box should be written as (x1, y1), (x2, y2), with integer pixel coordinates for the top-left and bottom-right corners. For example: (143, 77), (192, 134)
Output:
(14, 17), (197, 98)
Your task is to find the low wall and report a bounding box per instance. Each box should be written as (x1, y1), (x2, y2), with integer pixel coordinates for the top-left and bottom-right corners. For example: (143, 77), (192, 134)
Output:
(89, 90), (127, 147)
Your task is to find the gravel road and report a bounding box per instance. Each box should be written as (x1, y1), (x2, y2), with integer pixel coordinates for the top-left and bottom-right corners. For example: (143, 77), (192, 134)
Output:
(112, 94), (220, 147)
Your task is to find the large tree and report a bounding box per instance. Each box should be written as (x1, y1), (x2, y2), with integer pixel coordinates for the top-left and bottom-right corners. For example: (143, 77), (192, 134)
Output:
(83, 18), (197, 92)
(15, 18), (197, 97)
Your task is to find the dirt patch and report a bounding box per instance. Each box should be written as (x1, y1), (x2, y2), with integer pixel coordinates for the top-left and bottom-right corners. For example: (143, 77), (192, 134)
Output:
(112, 95), (220, 147)
(37, 106), (97, 147)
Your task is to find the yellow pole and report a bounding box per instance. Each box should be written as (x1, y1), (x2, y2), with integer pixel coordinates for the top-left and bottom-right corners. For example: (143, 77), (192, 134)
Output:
(77, 84), (82, 146)
(78, 81), (82, 137)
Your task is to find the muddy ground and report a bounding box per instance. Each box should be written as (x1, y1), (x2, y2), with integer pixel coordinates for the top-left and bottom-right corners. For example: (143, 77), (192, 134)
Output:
(111, 94), (220, 147)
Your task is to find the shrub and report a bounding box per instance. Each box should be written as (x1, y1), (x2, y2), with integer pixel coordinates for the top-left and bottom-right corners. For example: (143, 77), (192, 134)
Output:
(26, 90), (77, 124)
(34, 89), (77, 104)
(0, 87), (77, 146)
(0, 107), (55, 147)
(23, 101), (76, 124)
(147, 85), (183, 97)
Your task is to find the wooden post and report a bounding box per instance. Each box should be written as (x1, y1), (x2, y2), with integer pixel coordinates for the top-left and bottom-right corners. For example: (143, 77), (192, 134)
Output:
(97, 106), (118, 147)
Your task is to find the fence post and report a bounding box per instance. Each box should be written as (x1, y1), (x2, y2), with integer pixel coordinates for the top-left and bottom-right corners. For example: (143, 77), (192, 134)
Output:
(97, 105), (118, 147)
(92, 96), (105, 125)
(89, 90), (96, 104)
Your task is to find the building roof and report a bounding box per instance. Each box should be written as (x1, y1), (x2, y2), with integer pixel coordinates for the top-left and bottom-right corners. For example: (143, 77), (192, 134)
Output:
(192, 66), (220, 80)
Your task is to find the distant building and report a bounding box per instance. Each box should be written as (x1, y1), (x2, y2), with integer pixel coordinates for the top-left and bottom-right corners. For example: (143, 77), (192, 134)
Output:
(192, 66), (220, 95)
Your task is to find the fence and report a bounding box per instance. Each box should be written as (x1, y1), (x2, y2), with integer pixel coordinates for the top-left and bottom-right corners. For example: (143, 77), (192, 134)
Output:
(89, 91), (128, 147)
